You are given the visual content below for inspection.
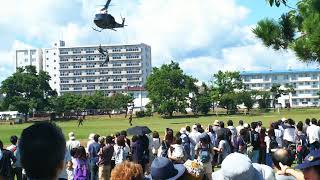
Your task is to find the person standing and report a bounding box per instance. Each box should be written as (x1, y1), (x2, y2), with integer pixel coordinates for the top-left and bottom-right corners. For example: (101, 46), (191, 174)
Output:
(74, 146), (89, 180)
(265, 128), (278, 167)
(303, 118), (310, 134)
(306, 118), (320, 151)
(227, 120), (237, 150)
(0, 140), (16, 180)
(236, 120), (245, 136)
(283, 119), (296, 148)
(295, 121), (308, 164)
(98, 136), (114, 180)
(188, 125), (201, 160)
(250, 122), (260, 163)
(58, 149), (72, 180)
(195, 134), (214, 180)
(7, 135), (22, 180)
(89, 134), (101, 180)
(113, 136), (130, 166)
(179, 128), (191, 160)
(66, 132), (81, 153)
(259, 127), (267, 164)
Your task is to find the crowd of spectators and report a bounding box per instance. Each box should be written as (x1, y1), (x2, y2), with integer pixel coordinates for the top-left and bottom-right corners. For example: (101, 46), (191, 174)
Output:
(1, 117), (320, 180)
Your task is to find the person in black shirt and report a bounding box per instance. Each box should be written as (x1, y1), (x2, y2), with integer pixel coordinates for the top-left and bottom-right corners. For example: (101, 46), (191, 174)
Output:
(0, 140), (16, 180)
(250, 122), (260, 163)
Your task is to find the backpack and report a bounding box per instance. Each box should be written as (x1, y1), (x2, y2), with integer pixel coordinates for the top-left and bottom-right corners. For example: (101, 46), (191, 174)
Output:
(115, 146), (128, 164)
(74, 159), (88, 180)
(269, 136), (278, 151)
(296, 133), (308, 152)
(160, 141), (169, 158)
(199, 144), (211, 163)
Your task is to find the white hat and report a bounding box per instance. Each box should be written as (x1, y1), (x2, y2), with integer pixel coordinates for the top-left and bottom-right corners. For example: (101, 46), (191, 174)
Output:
(212, 153), (264, 180)
(253, 163), (276, 180)
(213, 120), (220, 126)
(192, 125), (197, 131)
(88, 133), (95, 140)
(180, 127), (186, 134)
(244, 123), (249, 128)
(68, 132), (75, 140)
(281, 117), (287, 122)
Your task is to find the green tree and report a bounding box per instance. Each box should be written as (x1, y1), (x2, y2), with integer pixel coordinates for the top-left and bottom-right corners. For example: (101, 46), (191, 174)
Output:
(211, 71), (244, 114)
(270, 84), (295, 109)
(257, 91), (272, 109)
(238, 90), (258, 112)
(0, 66), (56, 121)
(146, 61), (198, 118)
(253, 0), (320, 63)
(190, 83), (212, 115)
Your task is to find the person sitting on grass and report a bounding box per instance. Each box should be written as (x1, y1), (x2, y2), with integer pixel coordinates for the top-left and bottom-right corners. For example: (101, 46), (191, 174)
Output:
(19, 122), (65, 180)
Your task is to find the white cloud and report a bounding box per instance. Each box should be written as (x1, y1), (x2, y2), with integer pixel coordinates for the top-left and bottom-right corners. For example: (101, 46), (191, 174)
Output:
(0, 0), (316, 84)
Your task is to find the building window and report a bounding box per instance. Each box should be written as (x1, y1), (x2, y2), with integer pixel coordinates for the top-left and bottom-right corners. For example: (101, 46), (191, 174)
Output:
(54, 53), (56, 55)
(127, 70), (140, 74)
(47, 65), (49, 68)
(54, 67), (56, 70)
(112, 56), (121, 60)
(54, 60), (56, 62)
(113, 78), (122, 82)
(60, 51), (68, 55)
(87, 86), (95, 90)
(87, 79), (95, 82)
(113, 85), (122, 89)
(72, 50), (81, 54)
(74, 72), (82, 75)
(86, 64), (95, 68)
(86, 50), (95, 53)
(86, 57), (95, 61)
(54, 74), (56, 77)
(112, 63), (122, 67)
(272, 76), (278, 80)
(112, 49), (121, 52)
(24, 51), (28, 55)
(113, 71), (121, 74)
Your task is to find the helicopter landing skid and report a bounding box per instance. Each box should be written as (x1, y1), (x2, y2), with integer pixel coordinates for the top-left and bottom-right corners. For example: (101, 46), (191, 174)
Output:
(92, 27), (103, 32)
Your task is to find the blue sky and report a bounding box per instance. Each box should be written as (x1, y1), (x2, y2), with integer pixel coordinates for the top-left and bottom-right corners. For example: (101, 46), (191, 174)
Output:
(0, 0), (314, 84)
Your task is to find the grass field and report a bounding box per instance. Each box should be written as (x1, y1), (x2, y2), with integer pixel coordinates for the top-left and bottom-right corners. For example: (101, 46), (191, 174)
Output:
(1, 108), (320, 145)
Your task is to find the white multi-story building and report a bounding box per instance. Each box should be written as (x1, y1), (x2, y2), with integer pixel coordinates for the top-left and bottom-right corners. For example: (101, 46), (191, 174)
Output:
(15, 41), (152, 97)
(240, 69), (320, 107)
(15, 49), (43, 72)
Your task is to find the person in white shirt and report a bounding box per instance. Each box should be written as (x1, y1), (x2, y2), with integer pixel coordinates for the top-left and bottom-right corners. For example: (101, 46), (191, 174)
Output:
(227, 120), (237, 149)
(58, 149), (72, 180)
(188, 125), (201, 160)
(152, 131), (161, 158)
(236, 120), (245, 136)
(273, 122), (283, 148)
(306, 118), (320, 151)
(168, 138), (186, 164)
(66, 132), (81, 152)
(283, 119), (296, 148)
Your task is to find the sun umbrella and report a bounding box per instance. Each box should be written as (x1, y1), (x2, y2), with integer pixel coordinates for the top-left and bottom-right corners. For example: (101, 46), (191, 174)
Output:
(127, 126), (152, 136)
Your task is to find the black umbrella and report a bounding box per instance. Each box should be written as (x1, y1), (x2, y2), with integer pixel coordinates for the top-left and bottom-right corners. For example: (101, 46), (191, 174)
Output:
(127, 126), (152, 136)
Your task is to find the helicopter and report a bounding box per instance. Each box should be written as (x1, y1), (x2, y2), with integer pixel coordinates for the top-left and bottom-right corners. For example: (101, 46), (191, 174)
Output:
(98, 44), (110, 65)
(93, 0), (126, 32)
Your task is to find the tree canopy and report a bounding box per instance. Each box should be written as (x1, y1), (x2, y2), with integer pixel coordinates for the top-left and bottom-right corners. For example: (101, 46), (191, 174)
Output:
(253, 0), (320, 63)
(0, 66), (57, 120)
(146, 61), (198, 117)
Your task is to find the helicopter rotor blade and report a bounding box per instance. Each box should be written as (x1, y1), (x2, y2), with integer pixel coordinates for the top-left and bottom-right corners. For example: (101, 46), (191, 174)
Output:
(105, 0), (112, 10)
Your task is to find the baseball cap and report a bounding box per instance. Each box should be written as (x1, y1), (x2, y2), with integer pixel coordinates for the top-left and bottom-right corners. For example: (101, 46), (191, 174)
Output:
(296, 150), (320, 170)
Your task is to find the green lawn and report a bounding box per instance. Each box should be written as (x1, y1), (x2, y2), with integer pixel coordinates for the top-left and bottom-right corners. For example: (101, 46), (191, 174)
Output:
(0, 108), (319, 146)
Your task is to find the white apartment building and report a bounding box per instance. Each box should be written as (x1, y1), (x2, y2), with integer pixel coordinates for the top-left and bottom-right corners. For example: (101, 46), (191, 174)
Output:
(15, 49), (43, 72)
(240, 69), (320, 107)
(15, 41), (152, 96)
